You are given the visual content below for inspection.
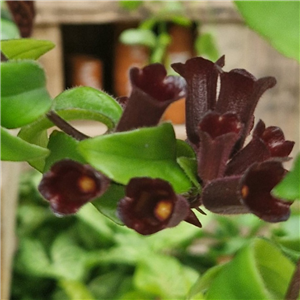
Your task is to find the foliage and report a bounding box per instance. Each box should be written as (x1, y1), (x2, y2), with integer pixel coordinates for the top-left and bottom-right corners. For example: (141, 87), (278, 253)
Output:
(10, 170), (300, 300)
(2, 1), (300, 299)
(235, 1), (300, 62)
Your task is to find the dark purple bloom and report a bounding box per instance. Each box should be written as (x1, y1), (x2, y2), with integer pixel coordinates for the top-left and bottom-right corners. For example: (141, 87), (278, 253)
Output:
(172, 56), (294, 224)
(116, 63), (186, 132)
(38, 159), (109, 216)
(197, 111), (243, 184)
(117, 177), (190, 235)
(202, 161), (292, 222)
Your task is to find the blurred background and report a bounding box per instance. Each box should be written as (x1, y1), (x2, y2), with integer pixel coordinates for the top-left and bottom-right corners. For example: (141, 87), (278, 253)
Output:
(1, 1), (299, 300)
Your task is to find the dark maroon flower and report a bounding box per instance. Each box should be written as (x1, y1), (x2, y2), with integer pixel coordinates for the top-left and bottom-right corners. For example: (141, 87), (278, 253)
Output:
(225, 120), (294, 176)
(172, 57), (223, 145)
(172, 57), (276, 150)
(253, 120), (295, 158)
(197, 111), (243, 184)
(117, 177), (190, 235)
(171, 56), (294, 225)
(116, 63), (186, 132)
(201, 161), (292, 222)
(38, 159), (109, 216)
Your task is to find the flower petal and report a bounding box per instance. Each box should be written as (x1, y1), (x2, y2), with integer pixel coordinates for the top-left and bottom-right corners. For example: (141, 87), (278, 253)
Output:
(117, 177), (190, 235)
(254, 120), (294, 157)
(198, 112), (243, 183)
(201, 176), (249, 215)
(240, 161), (292, 222)
(172, 57), (220, 145)
(38, 159), (109, 216)
(215, 69), (276, 151)
(116, 64), (186, 131)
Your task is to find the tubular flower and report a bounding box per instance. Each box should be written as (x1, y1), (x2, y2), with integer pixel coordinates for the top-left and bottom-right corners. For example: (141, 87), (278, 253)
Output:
(172, 56), (294, 224)
(116, 63), (186, 132)
(38, 159), (110, 216)
(117, 177), (191, 235)
(202, 161), (292, 222)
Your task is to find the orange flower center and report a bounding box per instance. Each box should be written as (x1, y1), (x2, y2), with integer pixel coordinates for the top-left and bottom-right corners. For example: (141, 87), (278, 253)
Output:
(78, 176), (96, 193)
(154, 200), (173, 221)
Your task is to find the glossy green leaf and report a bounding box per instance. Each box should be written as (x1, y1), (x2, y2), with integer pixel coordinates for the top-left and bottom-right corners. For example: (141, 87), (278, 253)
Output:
(18, 116), (52, 171)
(43, 131), (86, 172)
(92, 183), (125, 225)
(78, 123), (192, 193)
(120, 28), (157, 49)
(205, 238), (295, 300)
(53, 87), (122, 130)
(177, 157), (200, 189)
(187, 264), (226, 300)
(176, 139), (196, 159)
(1, 61), (52, 129)
(1, 127), (49, 161)
(1, 39), (55, 60)
(1, 18), (20, 40)
(273, 154), (300, 200)
(235, 1), (300, 62)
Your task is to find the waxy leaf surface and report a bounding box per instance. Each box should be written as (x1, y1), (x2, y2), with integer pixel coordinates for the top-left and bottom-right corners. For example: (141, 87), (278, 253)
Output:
(1, 39), (55, 60)
(1, 127), (49, 161)
(53, 87), (122, 130)
(1, 61), (52, 128)
(205, 238), (295, 299)
(235, 1), (299, 62)
(273, 154), (300, 200)
(78, 123), (192, 193)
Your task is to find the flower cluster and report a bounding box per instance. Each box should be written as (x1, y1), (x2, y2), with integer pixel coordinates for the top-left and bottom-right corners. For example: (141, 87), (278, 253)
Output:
(39, 56), (294, 235)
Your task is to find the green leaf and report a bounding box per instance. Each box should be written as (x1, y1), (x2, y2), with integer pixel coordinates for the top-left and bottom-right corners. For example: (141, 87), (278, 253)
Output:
(119, 28), (157, 48)
(59, 280), (96, 300)
(92, 183), (125, 224)
(1, 127), (49, 161)
(76, 203), (114, 239)
(17, 116), (52, 171)
(195, 32), (220, 61)
(187, 264), (226, 300)
(234, 1), (300, 62)
(1, 39), (55, 60)
(43, 130), (86, 172)
(177, 157), (200, 189)
(17, 87), (122, 170)
(176, 139), (196, 159)
(50, 233), (87, 281)
(1, 60), (52, 129)
(119, 0), (143, 11)
(15, 238), (55, 278)
(205, 238), (295, 300)
(78, 123), (192, 193)
(272, 154), (300, 200)
(134, 253), (198, 299)
(1, 18), (20, 40)
(53, 86), (122, 130)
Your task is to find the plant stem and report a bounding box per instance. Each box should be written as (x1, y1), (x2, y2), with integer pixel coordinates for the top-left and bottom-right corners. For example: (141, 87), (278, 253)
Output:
(285, 258), (300, 300)
(46, 110), (89, 141)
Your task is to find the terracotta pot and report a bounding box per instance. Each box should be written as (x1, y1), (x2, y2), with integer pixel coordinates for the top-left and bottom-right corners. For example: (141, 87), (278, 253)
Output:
(163, 24), (195, 124)
(68, 54), (103, 89)
(113, 23), (150, 97)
